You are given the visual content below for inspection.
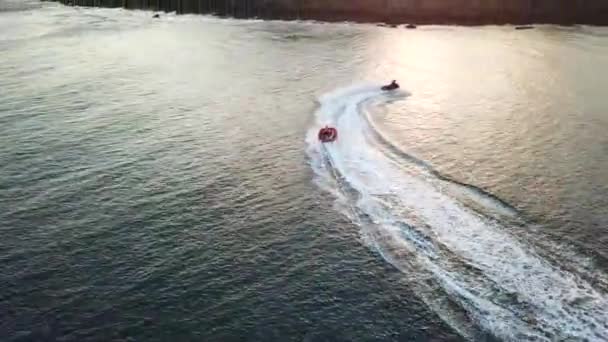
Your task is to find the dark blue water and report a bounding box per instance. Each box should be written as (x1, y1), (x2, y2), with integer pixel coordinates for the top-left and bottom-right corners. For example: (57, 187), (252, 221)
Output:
(2, 1), (608, 341)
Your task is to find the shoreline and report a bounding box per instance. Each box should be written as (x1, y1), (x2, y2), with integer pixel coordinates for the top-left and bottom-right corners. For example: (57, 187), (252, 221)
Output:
(49, 0), (608, 26)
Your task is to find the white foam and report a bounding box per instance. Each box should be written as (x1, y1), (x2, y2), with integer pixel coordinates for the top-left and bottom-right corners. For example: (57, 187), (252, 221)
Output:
(306, 84), (608, 341)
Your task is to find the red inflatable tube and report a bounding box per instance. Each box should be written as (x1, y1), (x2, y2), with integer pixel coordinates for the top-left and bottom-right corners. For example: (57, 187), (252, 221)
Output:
(318, 127), (338, 143)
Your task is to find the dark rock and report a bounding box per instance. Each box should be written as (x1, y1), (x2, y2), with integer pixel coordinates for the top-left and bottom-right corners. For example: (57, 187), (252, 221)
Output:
(515, 25), (534, 30)
(152, 13), (160, 18)
(405, 23), (417, 29)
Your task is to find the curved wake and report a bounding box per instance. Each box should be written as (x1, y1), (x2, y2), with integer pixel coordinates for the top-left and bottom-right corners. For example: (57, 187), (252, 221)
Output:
(306, 84), (608, 341)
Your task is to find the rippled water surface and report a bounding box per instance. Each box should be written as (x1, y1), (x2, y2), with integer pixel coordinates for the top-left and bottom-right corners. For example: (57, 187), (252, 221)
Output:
(2, 1), (608, 341)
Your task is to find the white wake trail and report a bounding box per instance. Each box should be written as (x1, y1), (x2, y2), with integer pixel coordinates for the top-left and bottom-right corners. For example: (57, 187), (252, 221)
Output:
(306, 84), (608, 341)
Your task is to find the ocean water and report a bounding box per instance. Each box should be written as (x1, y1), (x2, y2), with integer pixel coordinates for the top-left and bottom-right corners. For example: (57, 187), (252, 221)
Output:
(2, 1), (608, 341)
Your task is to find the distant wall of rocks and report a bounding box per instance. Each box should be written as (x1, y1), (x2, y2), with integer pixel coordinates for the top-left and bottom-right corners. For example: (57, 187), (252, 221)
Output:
(50, 0), (608, 25)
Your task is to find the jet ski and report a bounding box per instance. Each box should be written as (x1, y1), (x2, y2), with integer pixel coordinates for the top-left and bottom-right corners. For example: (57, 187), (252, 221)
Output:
(381, 80), (399, 91)
(318, 126), (338, 143)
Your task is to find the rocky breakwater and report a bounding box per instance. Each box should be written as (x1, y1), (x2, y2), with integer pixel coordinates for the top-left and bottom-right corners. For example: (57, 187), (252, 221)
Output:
(50, 0), (608, 25)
